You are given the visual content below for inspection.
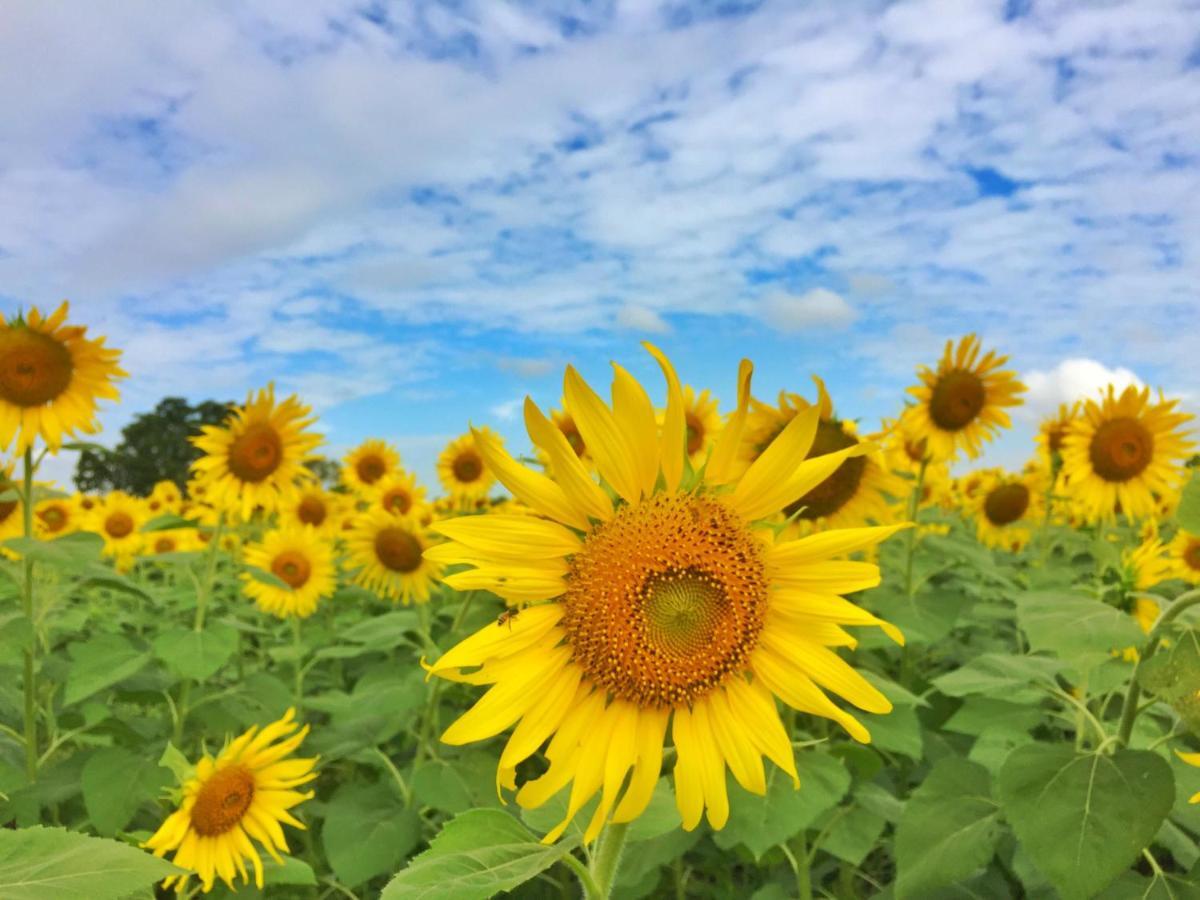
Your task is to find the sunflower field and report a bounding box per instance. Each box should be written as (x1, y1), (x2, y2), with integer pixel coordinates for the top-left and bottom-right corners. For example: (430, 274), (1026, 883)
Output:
(4, 302), (1200, 900)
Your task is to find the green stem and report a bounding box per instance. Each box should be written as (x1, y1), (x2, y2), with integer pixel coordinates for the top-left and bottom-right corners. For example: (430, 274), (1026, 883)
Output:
(174, 515), (225, 745)
(1115, 587), (1200, 748)
(292, 617), (304, 712)
(588, 822), (629, 899)
(21, 447), (37, 782)
(560, 853), (603, 899)
(902, 459), (928, 600)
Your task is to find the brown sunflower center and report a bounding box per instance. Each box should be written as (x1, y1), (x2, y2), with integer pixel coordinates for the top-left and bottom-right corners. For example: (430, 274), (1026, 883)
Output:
(271, 550), (312, 588)
(0, 481), (17, 525)
(375, 527), (422, 572)
(1184, 540), (1200, 572)
(383, 487), (412, 515)
(1089, 417), (1154, 482)
(0, 328), (73, 407)
(355, 454), (386, 485)
(154, 536), (176, 553)
(904, 435), (928, 463)
(452, 451), (484, 484)
(190, 764), (255, 837)
(784, 419), (866, 520)
(227, 423), (283, 483)
(1047, 424), (1067, 454)
(297, 495), (327, 526)
(685, 413), (705, 456)
(37, 505), (67, 532)
(984, 483), (1030, 526)
(929, 369), (986, 431)
(105, 511), (134, 538)
(561, 492), (768, 707)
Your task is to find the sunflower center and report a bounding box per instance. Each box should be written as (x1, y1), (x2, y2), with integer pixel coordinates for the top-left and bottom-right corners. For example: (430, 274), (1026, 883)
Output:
(0, 329), (73, 407)
(271, 550), (312, 588)
(929, 369), (985, 431)
(1047, 425), (1066, 454)
(904, 435), (928, 463)
(190, 764), (255, 837)
(227, 423), (283, 483)
(37, 505), (67, 532)
(561, 492), (768, 707)
(453, 451), (484, 483)
(154, 536), (176, 553)
(1184, 540), (1200, 572)
(383, 488), (412, 515)
(105, 511), (134, 538)
(785, 419), (865, 520)
(297, 495), (327, 526)
(355, 454), (386, 485)
(1089, 417), (1154, 482)
(375, 527), (422, 572)
(983, 483), (1030, 526)
(685, 413), (705, 456)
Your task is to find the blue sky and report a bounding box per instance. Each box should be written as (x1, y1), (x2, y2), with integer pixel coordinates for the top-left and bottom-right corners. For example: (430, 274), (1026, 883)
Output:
(1, 0), (1198, 488)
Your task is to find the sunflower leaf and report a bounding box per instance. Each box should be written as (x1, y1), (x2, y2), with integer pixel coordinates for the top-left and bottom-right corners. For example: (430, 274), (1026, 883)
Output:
(1178, 470), (1200, 534)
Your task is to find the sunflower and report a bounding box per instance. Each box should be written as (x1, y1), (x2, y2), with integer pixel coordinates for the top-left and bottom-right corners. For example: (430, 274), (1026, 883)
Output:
(146, 480), (183, 516)
(680, 386), (721, 468)
(905, 334), (1025, 461)
(346, 508), (442, 604)
(191, 385), (322, 520)
(424, 345), (906, 842)
(34, 494), (79, 539)
(145, 529), (197, 556)
(242, 526), (336, 619)
(0, 301), (126, 455)
(437, 430), (498, 502)
(972, 470), (1044, 552)
(1060, 385), (1194, 522)
(1168, 530), (1200, 584)
(1036, 402), (1079, 468)
(88, 491), (146, 568)
(342, 439), (401, 494)
(368, 469), (430, 521)
(0, 464), (23, 544)
(281, 485), (343, 536)
(143, 708), (317, 894)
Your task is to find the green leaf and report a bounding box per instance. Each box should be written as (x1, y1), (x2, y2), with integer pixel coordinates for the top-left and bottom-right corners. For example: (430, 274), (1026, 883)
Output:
(894, 758), (1002, 899)
(81, 747), (170, 837)
(245, 565), (289, 589)
(381, 808), (580, 900)
(942, 697), (1044, 738)
(998, 745), (1175, 900)
(863, 705), (923, 759)
(931, 653), (1063, 697)
(818, 804), (887, 867)
(2, 532), (103, 569)
(152, 622), (238, 681)
(63, 634), (150, 706)
(1016, 590), (1144, 670)
(1177, 470), (1200, 534)
(140, 513), (197, 533)
(713, 753), (850, 860)
(322, 782), (422, 887)
(0, 612), (33, 661)
(0, 825), (182, 899)
(157, 742), (195, 784)
(262, 855), (318, 886)
(410, 755), (501, 815)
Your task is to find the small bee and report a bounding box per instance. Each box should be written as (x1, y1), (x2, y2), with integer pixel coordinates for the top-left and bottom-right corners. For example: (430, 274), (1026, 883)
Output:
(497, 608), (520, 630)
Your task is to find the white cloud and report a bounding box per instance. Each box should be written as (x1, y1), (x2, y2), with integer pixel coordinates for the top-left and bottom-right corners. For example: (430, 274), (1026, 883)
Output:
(762, 288), (857, 332)
(489, 395), (525, 422)
(496, 356), (554, 378)
(615, 304), (671, 334)
(1022, 358), (1143, 418)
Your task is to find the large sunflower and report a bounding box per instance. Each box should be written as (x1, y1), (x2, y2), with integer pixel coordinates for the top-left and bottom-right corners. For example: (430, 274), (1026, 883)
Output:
(242, 526), (336, 619)
(346, 508), (442, 604)
(1168, 530), (1200, 585)
(972, 469), (1044, 552)
(143, 708), (316, 894)
(342, 439), (401, 494)
(437, 430), (498, 502)
(424, 345), (905, 842)
(905, 334), (1025, 461)
(191, 385), (322, 520)
(0, 301), (126, 455)
(1059, 385), (1193, 521)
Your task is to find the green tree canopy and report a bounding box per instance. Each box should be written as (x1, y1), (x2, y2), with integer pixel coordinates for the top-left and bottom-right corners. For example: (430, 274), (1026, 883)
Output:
(74, 397), (231, 496)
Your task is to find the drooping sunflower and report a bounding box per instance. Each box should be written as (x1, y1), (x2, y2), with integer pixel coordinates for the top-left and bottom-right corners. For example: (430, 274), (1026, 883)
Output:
(242, 526), (336, 619)
(368, 469), (430, 521)
(425, 345), (906, 842)
(972, 470), (1044, 552)
(191, 385), (322, 520)
(1036, 402), (1079, 469)
(346, 508), (442, 604)
(437, 430), (498, 502)
(342, 439), (401, 494)
(1168, 530), (1200, 585)
(1059, 385), (1194, 522)
(143, 708), (317, 894)
(34, 494), (80, 539)
(905, 334), (1025, 461)
(281, 485), (343, 536)
(0, 301), (126, 455)
(88, 491), (146, 568)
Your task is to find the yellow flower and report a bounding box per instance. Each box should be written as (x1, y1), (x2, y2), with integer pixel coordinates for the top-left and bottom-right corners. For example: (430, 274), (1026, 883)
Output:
(34, 494), (80, 539)
(342, 439), (401, 493)
(88, 491), (145, 569)
(972, 470), (1044, 552)
(144, 528), (197, 556)
(1122, 535), (1173, 592)
(191, 385), (322, 520)
(1168, 530), (1200, 585)
(242, 526), (336, 619)
(146, 480), (183, 516)
(1060, 385), (1193, 522)
(143, 708), (317, 893)
(680, 385), (721, 468)
(437, 430), (498, 502)
(905, 334), (1025, 461)
(0, 301), (126, 455)
(280, 485), (344, 536)
(1036, 402), (1079, 467)
(346, 508), (442, 604)
(425, 345), (906, 842)
(367, 469), (430, 521)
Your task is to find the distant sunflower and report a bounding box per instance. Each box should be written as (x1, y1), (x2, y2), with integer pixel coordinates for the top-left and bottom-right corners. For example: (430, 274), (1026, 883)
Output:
(425, 345), (906, 842)
(282, 486), (342, 536)
(0, 464), (23, 543)
(0, 301), (126, 455)
(1122, 534), (1173, 594)
(146, 480), (183, 516)
(437, 430), (497, 502)
(346, 508), (441, 604)
(1036, 402), (1079, 468)
(972, 470), (1043, 552)
(191, 385), (322, 520)
(34, 495), (79, 539)
(1168, 530), (1200, 585)
(89, 491), (145, 567)
(143, 708), (317, 894)
(242, 526), (335, 619)
(1060, 385), (1193, 521)
(681, 386), (721, 468)
(369, 469), (429, 521)
(905, 334), (1025, 461)
(146, 529), (195, 556)
(342, 439), (401, 493)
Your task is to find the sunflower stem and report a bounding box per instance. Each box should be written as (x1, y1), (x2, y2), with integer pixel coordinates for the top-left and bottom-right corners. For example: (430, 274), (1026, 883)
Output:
(1115, 587), (1200, 748)
(561, 853), (603, 899)
(588, 821), (629, 899)
(902, 459), (928, 600)
(175, 514), (225, 745)
(20, 447), (38, 782)
(292, 616), (304, 712)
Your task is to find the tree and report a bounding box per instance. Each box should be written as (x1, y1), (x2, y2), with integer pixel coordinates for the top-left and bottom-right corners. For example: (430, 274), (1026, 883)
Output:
(74, 397), (231, 496)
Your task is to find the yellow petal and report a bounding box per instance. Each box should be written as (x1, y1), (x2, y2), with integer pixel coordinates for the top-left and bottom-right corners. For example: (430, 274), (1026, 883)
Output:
(644, 342), (685, 491)
(432, 515), (582, 558)
(564, 366), (642, 503)
(730, 404), (820, 520)
(524, 398), (612, 523)
(472, 426), (590, 530)
(424, 604), (564, 677)
(773, 560), (882, 594)
(725, 676), (798, 786)
(707, 359), (753, 485)
(767, 524), (910, 568)
(771, 589), (905, 645)
(690, 698), (729, 829)
(612, 707), (670, 823)
(611, 363), (660, 499)
(671, 707), (705, 831)
(752, 646), (871, 743)
(706, 689), (766, 795)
